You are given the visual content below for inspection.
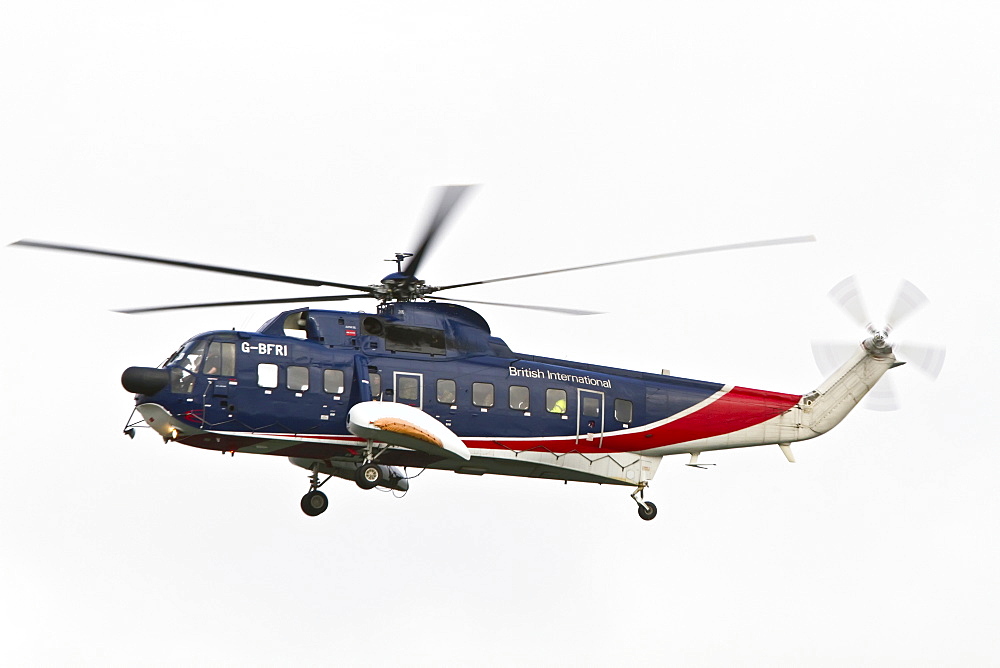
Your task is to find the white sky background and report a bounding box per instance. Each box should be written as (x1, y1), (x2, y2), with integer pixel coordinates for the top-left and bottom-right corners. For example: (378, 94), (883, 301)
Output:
(2, 2), (998, 666)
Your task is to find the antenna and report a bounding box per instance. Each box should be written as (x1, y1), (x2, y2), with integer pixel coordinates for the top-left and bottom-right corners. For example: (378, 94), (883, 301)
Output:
(385, 253), (413, 273)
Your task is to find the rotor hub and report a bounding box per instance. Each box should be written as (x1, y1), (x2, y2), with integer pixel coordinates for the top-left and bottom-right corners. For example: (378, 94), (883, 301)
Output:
(864, 330), (892, 355)
(377, 273), (435, 302)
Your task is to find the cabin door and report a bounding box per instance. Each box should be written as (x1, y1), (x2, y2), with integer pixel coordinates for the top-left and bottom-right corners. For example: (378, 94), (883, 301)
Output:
(576, 389), (605, 447)
(393, 372), (424, 409)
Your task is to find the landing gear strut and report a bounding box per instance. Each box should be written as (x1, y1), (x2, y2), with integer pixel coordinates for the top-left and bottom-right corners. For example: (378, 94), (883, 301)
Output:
(631, 483), (657, 521)
(301, 463), (331, 517)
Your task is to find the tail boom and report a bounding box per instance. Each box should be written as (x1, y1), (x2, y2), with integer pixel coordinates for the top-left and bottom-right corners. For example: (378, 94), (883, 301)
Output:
(641, 337), (898, 457)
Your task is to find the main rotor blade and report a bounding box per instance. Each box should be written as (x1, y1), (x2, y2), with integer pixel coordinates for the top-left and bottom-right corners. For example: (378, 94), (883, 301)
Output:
(827, 275), (871, 330)
(10, 240), (374, 292)
(400, 185), (476, 280)
(433, 296), (603, 316)
(433, 235), (816, 292)
(116, 293), (374, 314)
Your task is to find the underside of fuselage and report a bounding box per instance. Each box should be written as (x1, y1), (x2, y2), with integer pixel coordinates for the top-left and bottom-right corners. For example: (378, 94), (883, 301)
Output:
(135, 402), (662, 487)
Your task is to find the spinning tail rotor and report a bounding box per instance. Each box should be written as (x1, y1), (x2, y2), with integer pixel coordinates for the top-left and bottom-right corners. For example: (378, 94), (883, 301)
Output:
(813, 276), (946, 410)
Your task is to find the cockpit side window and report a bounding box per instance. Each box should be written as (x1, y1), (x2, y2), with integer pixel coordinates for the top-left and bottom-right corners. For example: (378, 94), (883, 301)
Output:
(204, 341), (236, 376)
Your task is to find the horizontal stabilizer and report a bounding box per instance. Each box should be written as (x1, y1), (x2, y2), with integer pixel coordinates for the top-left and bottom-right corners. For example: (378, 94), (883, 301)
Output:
(348, 401), (471, 461)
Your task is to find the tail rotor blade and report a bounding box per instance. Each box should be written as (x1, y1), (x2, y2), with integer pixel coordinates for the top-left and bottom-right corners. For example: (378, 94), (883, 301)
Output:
(811, 340), (859, 377)
(887, 279), (929, 330)
(865, 374), (900, 411)
(828, 275), (871, 329)
(820, 277), (941, 411)
(896, 342), (946, 380)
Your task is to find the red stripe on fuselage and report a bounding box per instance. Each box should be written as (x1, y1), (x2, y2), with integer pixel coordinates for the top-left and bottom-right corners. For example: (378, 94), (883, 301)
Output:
(641, 385), (800, 447)
(466, 386), (801, 454)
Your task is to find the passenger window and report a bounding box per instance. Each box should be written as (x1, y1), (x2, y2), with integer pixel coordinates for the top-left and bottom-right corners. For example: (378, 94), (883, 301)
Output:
(472, 382), (494, 408)
(258, 363), (278, 389)
(546, 388), (567, 414)
(324, 369), (345, 394)
(509, 385), (530, 411)
(437, 379), (457, 404)
(615, 398), (633, 423)
(398, 376), (420, 402)
(582, 396), (601, 417)
(287, 365), (309, 391)
(369, 373), (381, 399)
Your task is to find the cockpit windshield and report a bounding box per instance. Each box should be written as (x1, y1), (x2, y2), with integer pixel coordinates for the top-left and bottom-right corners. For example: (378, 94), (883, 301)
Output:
(163, 340), (207, 394)
(166, 340), (207, 373)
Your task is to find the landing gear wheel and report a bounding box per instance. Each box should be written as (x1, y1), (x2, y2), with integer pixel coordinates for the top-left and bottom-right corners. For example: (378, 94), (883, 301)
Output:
(637, 501), (658, 521)
(355, 463), (383, 490)
(300, 490), (328, 516)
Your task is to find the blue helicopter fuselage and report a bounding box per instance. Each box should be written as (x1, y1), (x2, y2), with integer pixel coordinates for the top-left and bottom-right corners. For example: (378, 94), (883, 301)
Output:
(128, 301), (804, 482)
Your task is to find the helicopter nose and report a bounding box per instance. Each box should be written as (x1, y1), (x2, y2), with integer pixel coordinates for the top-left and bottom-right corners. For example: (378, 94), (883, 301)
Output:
(122, 367), (169, 395)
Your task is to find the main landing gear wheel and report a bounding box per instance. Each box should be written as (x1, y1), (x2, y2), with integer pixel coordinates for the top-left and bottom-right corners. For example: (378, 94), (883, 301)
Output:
(301, 490), (328, 516)
(637, 501), (658, 521)
(355, 463), (383, 490)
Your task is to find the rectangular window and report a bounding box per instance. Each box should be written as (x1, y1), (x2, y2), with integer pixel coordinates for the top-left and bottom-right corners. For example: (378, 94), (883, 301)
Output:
(437, 379), (457, 404)
(509, 385), (530, 411)
(324, 369), (345, 394)
(204, 341), (237, 377)
(287, 365), (309, 391)
(472, 382), (494, 408)
(204, 342), (222, 376)
(614, 398), (633, 423)
(546, 388), (567, 414)
(221, 342), (236, 376)
(369, 373), (381, 399)
(582, 395), (601, 417)
(258, 363), (278, 389)
(397, 375), (420, 402)
(385, 325), (447, 355)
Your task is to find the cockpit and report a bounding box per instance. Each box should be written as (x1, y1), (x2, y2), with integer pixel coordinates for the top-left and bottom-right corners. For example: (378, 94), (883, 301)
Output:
(160, 337), (237, 394)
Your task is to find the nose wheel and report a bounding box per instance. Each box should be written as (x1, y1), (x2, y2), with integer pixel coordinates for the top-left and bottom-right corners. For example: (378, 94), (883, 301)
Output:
(631, 483), (658, 521)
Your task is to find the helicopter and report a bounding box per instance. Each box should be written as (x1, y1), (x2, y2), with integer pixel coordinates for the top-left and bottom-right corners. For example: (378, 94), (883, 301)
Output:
(10, 186), (944, 520)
